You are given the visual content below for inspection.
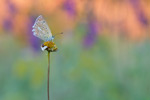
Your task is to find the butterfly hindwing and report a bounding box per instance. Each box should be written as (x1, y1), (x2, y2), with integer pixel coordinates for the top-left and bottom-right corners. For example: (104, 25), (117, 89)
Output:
(32, 15), (52, 41)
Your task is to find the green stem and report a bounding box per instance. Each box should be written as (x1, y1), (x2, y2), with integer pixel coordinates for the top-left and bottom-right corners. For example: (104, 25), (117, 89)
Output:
(48, 51), (50, 100)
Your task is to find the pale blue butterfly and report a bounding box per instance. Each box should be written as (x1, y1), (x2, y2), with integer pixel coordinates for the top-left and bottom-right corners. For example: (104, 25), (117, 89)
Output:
(32, 15), (54, 41)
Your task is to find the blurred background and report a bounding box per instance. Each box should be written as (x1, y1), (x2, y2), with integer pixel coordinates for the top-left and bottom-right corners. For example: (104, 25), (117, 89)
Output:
(0, 0), (150, 100)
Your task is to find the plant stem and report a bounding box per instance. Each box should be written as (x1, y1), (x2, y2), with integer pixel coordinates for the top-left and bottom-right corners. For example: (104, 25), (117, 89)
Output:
(48, 51), (50, 100)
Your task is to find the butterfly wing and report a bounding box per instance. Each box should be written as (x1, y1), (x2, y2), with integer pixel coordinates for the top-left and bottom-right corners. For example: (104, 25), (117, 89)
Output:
(32, 15), (52, 41)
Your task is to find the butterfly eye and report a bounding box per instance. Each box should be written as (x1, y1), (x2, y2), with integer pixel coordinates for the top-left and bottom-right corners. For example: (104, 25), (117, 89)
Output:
(41, 44), (45, 47)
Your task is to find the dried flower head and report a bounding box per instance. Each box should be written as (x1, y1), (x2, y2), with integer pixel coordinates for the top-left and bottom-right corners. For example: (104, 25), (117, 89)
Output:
(41, 41), (57, 52)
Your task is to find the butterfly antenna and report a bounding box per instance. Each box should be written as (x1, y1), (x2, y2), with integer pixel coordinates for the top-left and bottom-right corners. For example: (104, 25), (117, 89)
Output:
(53, 32), (63, 37)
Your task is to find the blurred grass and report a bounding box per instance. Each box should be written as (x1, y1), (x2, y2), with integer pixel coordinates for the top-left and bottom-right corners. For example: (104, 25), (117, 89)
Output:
(0, 32), (150, 100)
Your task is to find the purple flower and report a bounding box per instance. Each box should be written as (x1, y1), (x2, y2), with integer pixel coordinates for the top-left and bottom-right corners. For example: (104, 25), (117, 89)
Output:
(137, 11), (148, 26)
(63, 0), (76, 17)
(2, 0), (17, 31)
(130, 0), (148, 26)
(83, 18), (99, 48)
(3, 18), (13, 31)
(8, 3), (17, 14)
(27, 16), (41, 52)
(5, 0), (17, 14)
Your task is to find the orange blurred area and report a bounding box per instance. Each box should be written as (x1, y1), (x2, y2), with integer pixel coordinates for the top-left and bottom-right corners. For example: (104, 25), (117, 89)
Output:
(0, 0), (150, 41)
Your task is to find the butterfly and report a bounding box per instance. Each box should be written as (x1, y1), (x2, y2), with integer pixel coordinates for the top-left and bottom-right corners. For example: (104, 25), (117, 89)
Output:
(32, 15), (63, 51)
(32, 15), (54, 41)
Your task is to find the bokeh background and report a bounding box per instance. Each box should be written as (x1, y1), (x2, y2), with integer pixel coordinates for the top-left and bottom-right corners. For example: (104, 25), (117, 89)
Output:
(1, 0), (150, 100)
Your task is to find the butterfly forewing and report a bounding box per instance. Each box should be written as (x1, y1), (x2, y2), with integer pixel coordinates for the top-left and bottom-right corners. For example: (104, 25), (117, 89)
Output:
(32, 15), (52, 41)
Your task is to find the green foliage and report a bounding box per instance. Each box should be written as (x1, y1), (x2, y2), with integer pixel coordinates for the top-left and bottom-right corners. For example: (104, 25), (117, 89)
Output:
(1, 34), (150, 100)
